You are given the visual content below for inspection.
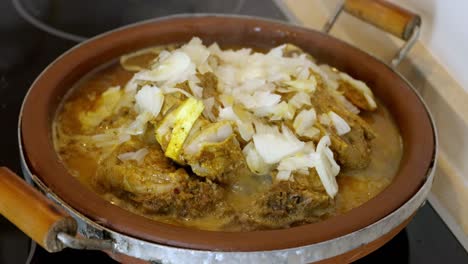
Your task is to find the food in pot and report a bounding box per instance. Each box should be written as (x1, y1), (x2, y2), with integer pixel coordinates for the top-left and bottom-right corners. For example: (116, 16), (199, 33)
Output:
(53, 38), (402, 231)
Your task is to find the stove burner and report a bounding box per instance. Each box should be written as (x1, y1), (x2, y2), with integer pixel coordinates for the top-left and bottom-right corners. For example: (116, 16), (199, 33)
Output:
(12, 0), (246, 42)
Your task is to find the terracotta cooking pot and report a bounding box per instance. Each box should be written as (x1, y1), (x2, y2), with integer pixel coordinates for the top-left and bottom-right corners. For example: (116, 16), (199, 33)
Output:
(0, 3), (436, 264)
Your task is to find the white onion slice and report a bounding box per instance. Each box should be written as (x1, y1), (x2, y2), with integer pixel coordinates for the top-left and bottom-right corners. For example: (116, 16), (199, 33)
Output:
(329, 111), (351, 135)
(339, 72), (377, 109)
(118, 148), (149, 164)
(310, 135), (340, 197)
(135, 85), (164, 116)
(276, 170), (292, 181)
(252, 125), (304, 164)
(293, 108), (317, 136)
(242, 142), (270, 175)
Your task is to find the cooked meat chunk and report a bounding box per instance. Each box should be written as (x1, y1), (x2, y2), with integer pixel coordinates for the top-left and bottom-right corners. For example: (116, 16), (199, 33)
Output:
(156, 99), (247, 183)
(244, 179), (331, 229)
(198, 71), (219, 99)
(95, 140), (181, 195)
(183, 121), (248, 184)
(94, 139), (224, 218)
(132, 177), (224, 218)
(338, 126), (372, 169)
(337, 75), (377, 111)
(185, 135), (248, 184)
(309, 74), (375, 169)
(293, 169), (327, 193)
(338, 81), (372, 111)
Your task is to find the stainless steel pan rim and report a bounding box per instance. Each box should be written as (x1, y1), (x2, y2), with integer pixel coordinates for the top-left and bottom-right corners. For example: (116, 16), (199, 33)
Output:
(17, 14), (438, 264)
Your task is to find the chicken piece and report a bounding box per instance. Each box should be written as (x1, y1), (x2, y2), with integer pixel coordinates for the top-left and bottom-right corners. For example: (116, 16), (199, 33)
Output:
(155, 95), (246, 183)
(314, 121), (371, 169)
(241, 179), (331, 230)
(226, 170), (331, 231)
(134, 178), (224, 217)
(94, 140), (181, 195)
(309, 73), (375, 169)
(337, 73), (377, 111)
(293, 169), (327, 193)
(319, 65), (377, 112)
(339, 125), (372, 169)
(183, 121), (248, 184)
(94, 139), (224, 218)
(198, 71), (219, 99)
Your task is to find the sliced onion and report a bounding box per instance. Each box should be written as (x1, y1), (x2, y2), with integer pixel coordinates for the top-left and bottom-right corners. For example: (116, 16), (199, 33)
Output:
(218, 106), (254, 141)
(180, 37), (210, 67)
(283, 78), (317, 93)
(319, 113), (331, 126)
(252, 125), (304, 164)
(329, 111), (351, 135)
(135, 85), (164, 116)
(310, 135), (340, 197)
(120, 46), (163, 72)
(202, 97), (216, 121)
(276, 170), (292, 181)
(218, 106), (237, 121)
(242, 142), (271, 175)
(278, 154), (314, 171)
(118, 148), (149, 164)
(339, 72), (377, 109)
(335, 93), (360, 114)
(293, 108), (317, 136)
(140, 51), (191, 82)
(123, 112), (152, 135)
(289, 92), (311, 109)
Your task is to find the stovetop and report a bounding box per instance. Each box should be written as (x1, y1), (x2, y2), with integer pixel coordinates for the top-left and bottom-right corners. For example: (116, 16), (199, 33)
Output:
(0, 0), (466, 263)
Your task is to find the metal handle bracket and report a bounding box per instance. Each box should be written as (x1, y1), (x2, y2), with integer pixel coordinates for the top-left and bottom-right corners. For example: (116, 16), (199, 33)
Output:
(57, 232), (114, 251)
(323, 0), (421, 68)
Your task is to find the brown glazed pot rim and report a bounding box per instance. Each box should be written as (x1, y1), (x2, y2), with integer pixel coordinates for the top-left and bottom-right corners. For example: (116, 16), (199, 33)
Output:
(21, 15), (435, 251)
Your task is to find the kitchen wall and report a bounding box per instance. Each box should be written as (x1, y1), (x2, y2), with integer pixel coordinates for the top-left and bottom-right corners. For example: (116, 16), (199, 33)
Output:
(279, 0), (468, 250)
(389, 0), (468, 92)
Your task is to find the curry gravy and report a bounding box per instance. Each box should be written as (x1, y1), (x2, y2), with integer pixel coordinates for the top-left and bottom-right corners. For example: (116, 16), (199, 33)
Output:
(54, 52), (402, 231)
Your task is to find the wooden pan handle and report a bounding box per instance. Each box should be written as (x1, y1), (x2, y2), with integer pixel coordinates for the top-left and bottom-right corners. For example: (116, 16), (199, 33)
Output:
(0, 167), (77, 252)
(344, 0), (421, 40)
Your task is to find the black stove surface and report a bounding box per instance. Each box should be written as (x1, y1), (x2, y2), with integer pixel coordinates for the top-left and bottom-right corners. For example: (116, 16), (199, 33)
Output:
(0, 0), (466, 263)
